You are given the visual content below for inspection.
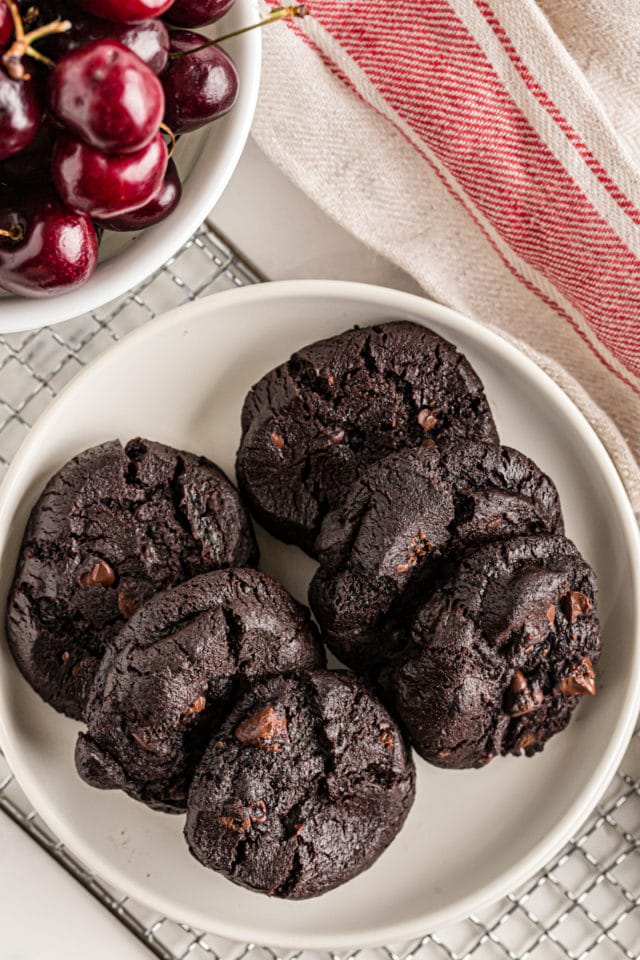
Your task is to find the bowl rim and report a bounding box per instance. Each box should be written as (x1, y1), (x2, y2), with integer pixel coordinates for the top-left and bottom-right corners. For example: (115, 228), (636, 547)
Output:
(0, 0), (262, 334)
(0, 279), (638, 949)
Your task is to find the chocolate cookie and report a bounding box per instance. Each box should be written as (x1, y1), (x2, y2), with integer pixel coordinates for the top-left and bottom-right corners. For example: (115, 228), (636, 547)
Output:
(185, 670), (415, 898)
(310, 443), (563, 672)
(392, 536), (600, 767)
(7, 439), (258, 719)
(236, 321), (498, 554)
(75, 569), (324, 812)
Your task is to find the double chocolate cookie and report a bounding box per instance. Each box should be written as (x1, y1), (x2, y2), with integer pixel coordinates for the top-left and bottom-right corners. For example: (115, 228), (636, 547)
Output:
(7, 439), (258, 719)
(76, 569), (324, 812)
(310, 442), (563, 672)
(185, 670), (415, 899)
(236, 321), (498, 554)
(391, 536), (600, 768)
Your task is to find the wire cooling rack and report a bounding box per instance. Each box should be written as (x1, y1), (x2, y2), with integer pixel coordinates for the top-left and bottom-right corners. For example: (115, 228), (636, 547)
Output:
(0, 224), (638, 960)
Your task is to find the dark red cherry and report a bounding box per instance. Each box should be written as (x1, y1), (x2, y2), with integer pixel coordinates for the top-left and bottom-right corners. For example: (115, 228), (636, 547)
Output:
(164, 0), (234, 27)
(43, 17), (170, 75)
(0, 190), (98, 297)
(0, 68), (42, 161)
(53, 131), (168, 218)
(0, 3), (12, 47)
(75, 0), (175, 22)
(94, 158), (181, 230)
(47, 40), (164, 154)
(162, 29), (238, 134)
(0, 118), (57, 184)
(118, 19), (170, 74)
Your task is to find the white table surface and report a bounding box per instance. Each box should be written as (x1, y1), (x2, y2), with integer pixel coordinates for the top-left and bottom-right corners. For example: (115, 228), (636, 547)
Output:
(0, 138), (423, 960)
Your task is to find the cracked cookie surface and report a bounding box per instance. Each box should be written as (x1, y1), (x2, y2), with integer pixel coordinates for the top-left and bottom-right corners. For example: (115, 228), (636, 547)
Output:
(236, 321), (498, 555)
(310, 442), (564, 673)
(391, 536), (600, 768)
(7, 438), (258, 719)
(75, 569), (324, 812)
(185, 670), (416, 899)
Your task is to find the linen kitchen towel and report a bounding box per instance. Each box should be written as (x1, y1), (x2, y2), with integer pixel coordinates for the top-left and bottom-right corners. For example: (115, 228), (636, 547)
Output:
(253, 0), (640, 509)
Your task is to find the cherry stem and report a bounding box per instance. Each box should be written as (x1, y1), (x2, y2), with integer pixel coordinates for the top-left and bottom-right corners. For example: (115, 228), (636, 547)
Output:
(2, 1), (70, 78)
(24, 19), (71, 46)
(169, 4), (308, 58)
(0, 225), (24, 242)
(160, 122), (177, 159)
(24, 45), (55, 67)
(5, 0), (24, 42)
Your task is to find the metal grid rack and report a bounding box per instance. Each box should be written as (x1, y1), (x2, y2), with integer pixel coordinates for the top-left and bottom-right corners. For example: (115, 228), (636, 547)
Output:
(0, 224), (638, 960)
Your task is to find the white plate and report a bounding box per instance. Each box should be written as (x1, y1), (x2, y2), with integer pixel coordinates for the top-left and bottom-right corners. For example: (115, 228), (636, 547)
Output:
(0, 281), (638, 949)
(0, 0), (261, 332)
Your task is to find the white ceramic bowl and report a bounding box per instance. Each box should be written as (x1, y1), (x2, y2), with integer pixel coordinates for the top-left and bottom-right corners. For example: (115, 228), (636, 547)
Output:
(0, 0), (261, 333)
(0, 281), (638, 949)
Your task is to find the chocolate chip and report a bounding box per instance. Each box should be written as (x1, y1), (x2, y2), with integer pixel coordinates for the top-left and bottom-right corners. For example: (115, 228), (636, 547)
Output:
(220, 800), (267, 832)
(411, 530), (432, 557)
(131, 731), (152, 751)
(118, 592), (140, 619)
(516, 731), (538, 751)
(79, 560), (116, 587)
(560, 591), (592, 623)
(234, 703), (290, 752)
(380, 726), (394, 749)
(220, 814), (250, 832)
(270, 431), (285, 450)
(71, 660), (89, 678)
(417, 409), (438, 432)
(396, 531), (432, 574)
(558, 657), (596, 697)
(181, 694), (206, 722)
(504, 670), (544, 716)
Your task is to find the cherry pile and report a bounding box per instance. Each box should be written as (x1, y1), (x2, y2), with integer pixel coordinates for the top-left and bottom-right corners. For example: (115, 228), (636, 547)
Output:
(0, 1), (305, 298)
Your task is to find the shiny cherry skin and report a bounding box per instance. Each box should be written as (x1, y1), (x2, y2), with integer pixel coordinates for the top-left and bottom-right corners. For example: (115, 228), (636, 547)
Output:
(162, 30), (238, 134)
(52, 130), (168, 219)
(164, 0), (234, 27)
(0, 119), (57, 184)
(43, 16), (170, 74)
(0, 3), (12, 47)
(75, 0), (175, 22)
(0, 69), (42, 161)
(47, 40), (164, 154)
(94, 158), (181, 230)
(0, 190), (98, 297)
